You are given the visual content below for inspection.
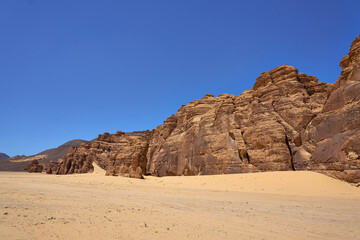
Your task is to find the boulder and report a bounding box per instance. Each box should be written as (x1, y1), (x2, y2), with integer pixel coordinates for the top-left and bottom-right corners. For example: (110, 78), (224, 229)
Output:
(26, 160), (43, 173)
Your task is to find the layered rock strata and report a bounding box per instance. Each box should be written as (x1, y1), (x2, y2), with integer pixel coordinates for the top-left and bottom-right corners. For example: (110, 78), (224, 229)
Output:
(48, 35), (360, 182)
(46, 131), (151, 179)
(298, 35), (360, 183)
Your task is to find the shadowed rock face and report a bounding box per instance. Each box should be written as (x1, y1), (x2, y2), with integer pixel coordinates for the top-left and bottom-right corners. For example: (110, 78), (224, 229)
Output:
(0, 153), (10, 161)
(52, 35), (360, 183)
(26, 160), (43, 173)
(47, 131), (151, 179)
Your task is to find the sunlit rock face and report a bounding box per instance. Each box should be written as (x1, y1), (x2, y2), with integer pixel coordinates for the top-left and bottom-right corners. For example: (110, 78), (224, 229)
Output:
(300, 35), (360, 183)
(50, 35), (360, 183)
(146, 64), (332, 177)
(54, 131), (151, 179)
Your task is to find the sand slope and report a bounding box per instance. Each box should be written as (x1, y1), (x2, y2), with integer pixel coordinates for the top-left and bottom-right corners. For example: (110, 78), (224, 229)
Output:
(0, 168), (359, 240)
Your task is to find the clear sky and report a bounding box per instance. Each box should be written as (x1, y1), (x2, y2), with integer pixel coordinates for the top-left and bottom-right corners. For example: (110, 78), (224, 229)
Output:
(1, 0), (359, 157)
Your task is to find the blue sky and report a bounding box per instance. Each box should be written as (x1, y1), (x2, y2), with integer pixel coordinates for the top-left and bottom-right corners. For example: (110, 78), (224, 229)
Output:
(1, 0), (359, 157)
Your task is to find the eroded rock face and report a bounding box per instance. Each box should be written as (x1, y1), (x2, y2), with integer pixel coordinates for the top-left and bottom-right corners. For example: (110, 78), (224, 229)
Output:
(26, 160), (43, 173)
(53, 35), (360, 183)
(334, 36), (360, 89)
(146, 65), (332, 176)
(298, 35), (360, 183)
(51, 131), (152, 179)
(43, 161), (62, 174)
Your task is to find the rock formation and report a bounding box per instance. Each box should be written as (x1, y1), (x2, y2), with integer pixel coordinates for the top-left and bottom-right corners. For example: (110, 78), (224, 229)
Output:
(50, 35), (360, 183)
(43, 161), (62, 174)
(298, 35), (360, 183)
(48, 131), (151, 179)
(26, 160), (43, 173)
(146, 65), (332, 176)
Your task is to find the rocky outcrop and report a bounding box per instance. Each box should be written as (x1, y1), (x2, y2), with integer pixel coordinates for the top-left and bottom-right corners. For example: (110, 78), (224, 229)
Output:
(43, 161), (62, 174)
(53, 35), (360, 183)
(26, 160), (43, 173)
(146, 65), (332, 176)
(51, 131), (151, 179)
(297, 35), (360, 183)
(333, 36), (360, 89)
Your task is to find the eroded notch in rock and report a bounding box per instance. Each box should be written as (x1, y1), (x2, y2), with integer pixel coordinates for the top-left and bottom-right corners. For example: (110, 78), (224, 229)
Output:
(285, 135), (295, 171)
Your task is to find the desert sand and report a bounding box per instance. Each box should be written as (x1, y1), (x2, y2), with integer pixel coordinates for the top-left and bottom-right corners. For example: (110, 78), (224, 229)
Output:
(1, 165), (360, 240)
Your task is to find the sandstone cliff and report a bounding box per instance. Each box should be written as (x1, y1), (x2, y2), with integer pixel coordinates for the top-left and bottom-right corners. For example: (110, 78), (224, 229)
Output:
(49, 35), (360, 183)
(55, 131), (151, 178)
(299, 35), (360, 183)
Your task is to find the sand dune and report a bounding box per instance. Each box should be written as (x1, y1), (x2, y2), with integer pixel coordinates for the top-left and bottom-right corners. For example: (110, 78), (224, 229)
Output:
(0, 168), (359, 240)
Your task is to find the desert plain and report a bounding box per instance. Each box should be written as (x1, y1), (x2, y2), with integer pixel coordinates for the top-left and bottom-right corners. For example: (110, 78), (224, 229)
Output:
(0, 164), (360, 240)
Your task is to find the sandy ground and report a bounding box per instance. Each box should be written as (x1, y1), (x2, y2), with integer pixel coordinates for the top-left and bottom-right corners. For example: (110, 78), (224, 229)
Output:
(1, 165), (360, 240)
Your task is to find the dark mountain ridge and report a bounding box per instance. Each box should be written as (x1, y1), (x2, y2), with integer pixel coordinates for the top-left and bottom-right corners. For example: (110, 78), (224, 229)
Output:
(0, 139), (87, 171)
(0, 153), (10, 161)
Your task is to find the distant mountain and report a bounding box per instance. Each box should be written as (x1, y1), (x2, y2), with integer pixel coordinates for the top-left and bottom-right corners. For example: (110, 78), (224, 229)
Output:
(35, 139), (87, 163)
(0, 139), (87, 171)
(0, 153), (10, 161)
